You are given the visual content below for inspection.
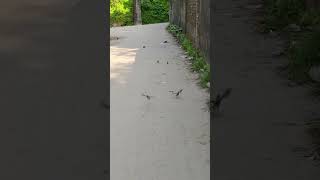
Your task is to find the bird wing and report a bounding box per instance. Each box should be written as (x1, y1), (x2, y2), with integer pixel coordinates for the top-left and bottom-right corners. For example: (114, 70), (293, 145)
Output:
(221, 88), (232, 99)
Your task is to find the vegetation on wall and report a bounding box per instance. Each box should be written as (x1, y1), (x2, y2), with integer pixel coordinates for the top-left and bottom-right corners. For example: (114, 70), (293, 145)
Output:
(261, 0), (320, 157)
(287, 28), (320, 82)
(260, 0), (320, 82)
(110, 0), (169, 26)
(263, 0), (305, 31)
(167, 24), (210, 88)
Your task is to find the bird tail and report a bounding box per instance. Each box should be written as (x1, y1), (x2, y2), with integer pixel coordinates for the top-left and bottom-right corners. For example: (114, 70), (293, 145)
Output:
(220, 88), (232, 99)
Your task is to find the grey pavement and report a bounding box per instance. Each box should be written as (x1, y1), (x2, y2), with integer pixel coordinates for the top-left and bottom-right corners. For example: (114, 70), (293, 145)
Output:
(111, 23), (210, 180)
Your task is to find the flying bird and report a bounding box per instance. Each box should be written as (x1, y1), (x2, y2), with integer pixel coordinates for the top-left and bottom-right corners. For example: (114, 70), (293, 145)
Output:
(211, 88), (232, 111)
(100, 100), (110, 109)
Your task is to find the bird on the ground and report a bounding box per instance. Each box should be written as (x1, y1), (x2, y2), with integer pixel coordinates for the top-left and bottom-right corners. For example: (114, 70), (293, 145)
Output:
(142, 93), (153, 100)
(169, 89), (183, 97)
(157, 60), (160, 63)
(211, 88), (232, 111)
(143, 45), (146, 48)
(163, 40), (168, 43)
(167, 61), (169, 64)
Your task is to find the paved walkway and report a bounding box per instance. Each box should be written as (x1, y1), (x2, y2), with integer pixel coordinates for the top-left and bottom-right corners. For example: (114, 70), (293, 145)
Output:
(111, 23), (210, 180)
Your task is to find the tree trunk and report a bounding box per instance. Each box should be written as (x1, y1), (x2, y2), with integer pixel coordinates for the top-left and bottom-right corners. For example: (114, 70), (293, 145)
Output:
(133, 0), (142, 25)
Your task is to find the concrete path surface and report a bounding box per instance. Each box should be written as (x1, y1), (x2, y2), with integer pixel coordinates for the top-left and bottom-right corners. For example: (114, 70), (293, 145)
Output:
(111, 23), (210, 180)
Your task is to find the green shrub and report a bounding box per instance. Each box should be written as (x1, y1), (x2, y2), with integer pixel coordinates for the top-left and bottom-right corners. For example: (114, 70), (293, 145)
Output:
(262, 0), (320, 83)
(141, 0), (169, 24)
(110, 0), (133, 26)
(290, 29), (320, 66)
(110, 0), (169, 26)
(300, 10), (320, 27)
(264, 0), (305, 30)
(288, 27), (320, 81)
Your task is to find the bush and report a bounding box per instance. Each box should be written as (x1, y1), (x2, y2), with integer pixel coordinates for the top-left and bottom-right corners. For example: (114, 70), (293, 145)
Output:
(300, 10), (320, 27)
(110, 0), (169, 26)
(264, 0), (305, 30)
(290, 28), (320, 67)
(288, 27), (320, 81)
(110, 0), (133, 26)
(262, 0), (320, 82)
(141, 0), (169, 24)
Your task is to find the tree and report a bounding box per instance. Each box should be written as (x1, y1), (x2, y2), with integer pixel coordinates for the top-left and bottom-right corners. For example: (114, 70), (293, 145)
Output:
(133, 0), (142, 25)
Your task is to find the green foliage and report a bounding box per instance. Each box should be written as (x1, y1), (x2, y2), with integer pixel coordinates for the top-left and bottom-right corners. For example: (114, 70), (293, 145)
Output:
(110, 0), (169, 26)
(300, 10), (320, 27)
(290, 29), (320, 66)
(141, 0), (169, 24)
(263, 0), (320, 30)
(110, 0), (133, 26)
(167, 24), (210, 88)
(264, 0), (305, 30)
(288, 27), (320, 81)
(262, 0), (320, 157)
(262, 0), (320, 83)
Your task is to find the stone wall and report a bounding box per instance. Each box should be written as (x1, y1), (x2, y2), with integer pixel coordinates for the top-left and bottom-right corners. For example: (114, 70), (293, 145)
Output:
(169, 0), (210, 62)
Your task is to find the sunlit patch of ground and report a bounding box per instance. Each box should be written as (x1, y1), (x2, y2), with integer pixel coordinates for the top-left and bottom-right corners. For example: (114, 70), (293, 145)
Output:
(110, 47), (138, 86)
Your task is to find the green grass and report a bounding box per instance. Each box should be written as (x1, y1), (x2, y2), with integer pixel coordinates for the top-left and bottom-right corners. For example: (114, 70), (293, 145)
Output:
(167, 24), (210, 88)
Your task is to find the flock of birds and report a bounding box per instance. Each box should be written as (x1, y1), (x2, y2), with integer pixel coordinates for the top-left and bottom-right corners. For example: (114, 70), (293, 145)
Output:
(141, 40), (184, 101)
(141, 89), (183, 100)
(111, 38), (233, 112)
